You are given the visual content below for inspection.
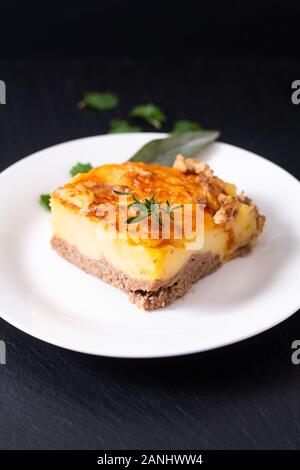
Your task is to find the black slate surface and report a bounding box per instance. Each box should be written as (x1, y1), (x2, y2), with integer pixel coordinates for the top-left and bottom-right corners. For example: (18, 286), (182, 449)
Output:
(0, 58), (300, 450)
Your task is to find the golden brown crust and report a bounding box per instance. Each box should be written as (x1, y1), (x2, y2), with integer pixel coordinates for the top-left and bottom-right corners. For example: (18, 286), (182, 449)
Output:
(51, 157), (265, 248)
(52, 159), (227, 214)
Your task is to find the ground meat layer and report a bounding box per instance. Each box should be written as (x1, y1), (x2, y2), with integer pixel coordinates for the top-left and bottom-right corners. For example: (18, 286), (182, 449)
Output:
(51, 236), (227, 310)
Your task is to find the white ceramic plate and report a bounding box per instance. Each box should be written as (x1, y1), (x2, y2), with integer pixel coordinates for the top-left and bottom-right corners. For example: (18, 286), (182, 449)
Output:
(0, 133), (299, 358)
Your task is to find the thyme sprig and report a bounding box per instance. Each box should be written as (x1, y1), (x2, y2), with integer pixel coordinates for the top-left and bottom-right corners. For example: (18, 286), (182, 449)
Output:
(113, 190), (182, 225)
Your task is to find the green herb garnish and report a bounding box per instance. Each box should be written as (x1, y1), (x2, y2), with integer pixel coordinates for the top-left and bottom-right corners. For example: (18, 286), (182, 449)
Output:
(172, 120), (203, 134)
(39, 194), (51, 211)
(113, 190), (181, 225)
(113, 189), (131, 195)
(130, 104), (166, 129)
(163, 200), (182, 220)
(109, 120), (142, 133)
(70, 162), (93, 177)
(78, 92), (119, 111)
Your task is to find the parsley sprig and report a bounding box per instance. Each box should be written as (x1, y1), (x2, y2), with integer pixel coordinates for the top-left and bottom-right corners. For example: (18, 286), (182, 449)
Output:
(78, 92), (119, 111)
(39, 194), (51, 211)
(70, 162), (93, 177)
(113, 190), (182, 225)
(130, 104), (166, 129)
(109, 119), (141, 133)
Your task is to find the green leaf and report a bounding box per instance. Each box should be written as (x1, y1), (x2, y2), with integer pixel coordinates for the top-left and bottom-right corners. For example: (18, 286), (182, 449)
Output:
(78, 92), (119, 111)
(39, 194), (51, 211)
(70, 162), (93, 177)
(129, 131), (220, 167)
(172, 120), (203, 134)
(113, 189), (131, 195)
(109, 119), (142, 133)
(130, 104), (166, 129)
(126, 213), (148, 224)
(127, 201), (142, 209)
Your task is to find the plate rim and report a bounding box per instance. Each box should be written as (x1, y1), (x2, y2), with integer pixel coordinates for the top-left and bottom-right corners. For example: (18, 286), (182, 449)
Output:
(0, 133), (300, 358)
(1, 132), (299, 187)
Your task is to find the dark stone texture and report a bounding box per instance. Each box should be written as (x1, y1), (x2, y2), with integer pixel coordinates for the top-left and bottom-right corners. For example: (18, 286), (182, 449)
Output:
(0, 58), (299, 449)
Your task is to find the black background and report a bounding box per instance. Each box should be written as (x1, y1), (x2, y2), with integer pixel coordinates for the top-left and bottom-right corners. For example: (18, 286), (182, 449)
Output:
(0, 0), (300, 59)
(0, 0), (300, 451)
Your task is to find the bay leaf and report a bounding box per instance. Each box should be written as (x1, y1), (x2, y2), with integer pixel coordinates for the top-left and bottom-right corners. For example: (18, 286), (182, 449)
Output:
(129, 131), (220, 167)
